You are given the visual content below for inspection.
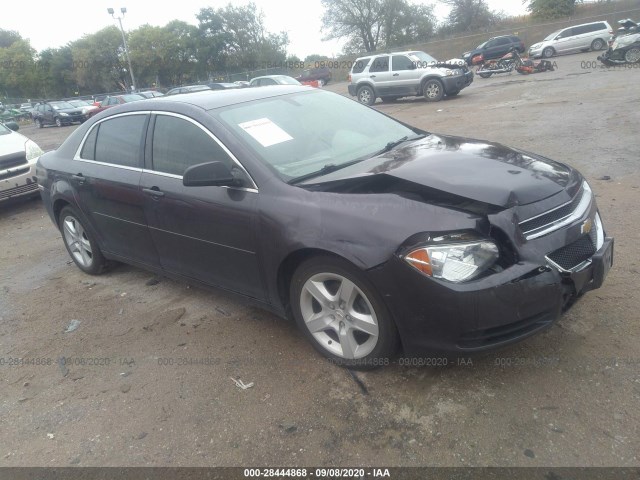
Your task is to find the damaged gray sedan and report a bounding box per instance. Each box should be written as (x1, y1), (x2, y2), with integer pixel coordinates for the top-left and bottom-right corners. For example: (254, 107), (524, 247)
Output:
(37, 86), (613, 367)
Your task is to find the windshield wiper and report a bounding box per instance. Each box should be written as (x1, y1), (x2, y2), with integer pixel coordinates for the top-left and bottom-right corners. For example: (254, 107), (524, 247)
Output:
(287, 133), (427, 185)
(288, 158), (366, 185)
(373, 134), (426, 157)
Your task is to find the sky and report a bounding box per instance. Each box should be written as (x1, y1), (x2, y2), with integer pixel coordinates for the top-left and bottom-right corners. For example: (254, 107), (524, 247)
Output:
(1, 0), (529, 58)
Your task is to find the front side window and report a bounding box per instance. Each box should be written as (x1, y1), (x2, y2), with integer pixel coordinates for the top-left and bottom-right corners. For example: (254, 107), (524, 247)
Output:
(392, 55), (414, 71)
(93, 115), (147, 167)
(151, 115), (233, 177)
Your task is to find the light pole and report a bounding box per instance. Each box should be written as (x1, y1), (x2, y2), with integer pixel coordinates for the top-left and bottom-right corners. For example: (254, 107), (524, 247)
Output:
(107, 7), (136, 92)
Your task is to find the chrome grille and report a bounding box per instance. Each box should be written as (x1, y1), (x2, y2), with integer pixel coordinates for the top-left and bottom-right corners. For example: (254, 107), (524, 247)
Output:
(0, 166), (29, 181)
(0, 152), (27, 170)
(520, 182), (592, 240)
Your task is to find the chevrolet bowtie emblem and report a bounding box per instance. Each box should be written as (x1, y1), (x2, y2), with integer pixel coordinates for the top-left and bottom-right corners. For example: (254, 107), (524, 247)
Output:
(581, 218), (593, 235)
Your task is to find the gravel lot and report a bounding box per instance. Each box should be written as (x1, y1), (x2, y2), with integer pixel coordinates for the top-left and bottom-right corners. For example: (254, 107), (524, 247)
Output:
(1, 52), (639, 467)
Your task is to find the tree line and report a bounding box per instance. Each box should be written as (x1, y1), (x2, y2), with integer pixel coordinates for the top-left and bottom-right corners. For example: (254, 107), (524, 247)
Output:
(1, 0), (596, 99)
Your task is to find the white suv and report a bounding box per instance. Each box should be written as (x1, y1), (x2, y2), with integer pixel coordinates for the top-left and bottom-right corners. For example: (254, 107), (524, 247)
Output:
(529, 21), (613, 58)
(0, 122), (43, 202)
(347, 51), (473, 105)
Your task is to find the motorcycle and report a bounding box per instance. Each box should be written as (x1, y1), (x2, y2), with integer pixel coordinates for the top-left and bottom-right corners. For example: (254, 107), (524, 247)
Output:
(598, 19), (640, 65)
(475, 48), (554, 78)
(474, 50), (517, 78)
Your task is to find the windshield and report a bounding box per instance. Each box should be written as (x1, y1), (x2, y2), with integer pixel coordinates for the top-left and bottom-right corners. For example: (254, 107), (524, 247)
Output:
(50, 101), (75, 110)
(275, 76), (301, 85)
(215, 90), (416, 182)
(69, 100), (90, 107)
(409, 51), (437, 63)
(545, 30), (562, 40)
(476, 41), (488, 49)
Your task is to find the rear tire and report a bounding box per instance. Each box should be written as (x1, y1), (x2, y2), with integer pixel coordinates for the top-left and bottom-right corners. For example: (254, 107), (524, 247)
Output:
(36, 118), (43, 128)
(356, 85), (376, 106)
(59, 206), (107, 275)
(290, 255), (399, 369)
(422, 78), (444, 102)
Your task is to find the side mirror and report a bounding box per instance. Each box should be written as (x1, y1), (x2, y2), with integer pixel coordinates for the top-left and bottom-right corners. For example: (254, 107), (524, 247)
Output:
(183, 161), (242, 187)
(5, 121), (19, 131)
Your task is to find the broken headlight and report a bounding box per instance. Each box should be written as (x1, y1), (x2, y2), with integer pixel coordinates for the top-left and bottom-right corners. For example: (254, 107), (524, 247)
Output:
(404, 233), (499, 283)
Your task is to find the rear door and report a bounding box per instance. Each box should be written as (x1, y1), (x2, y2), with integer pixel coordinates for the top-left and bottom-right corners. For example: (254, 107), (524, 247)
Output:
(72, 112), (160, 267)
(367, 55), (392, 95)
(139, 112), (264, 299)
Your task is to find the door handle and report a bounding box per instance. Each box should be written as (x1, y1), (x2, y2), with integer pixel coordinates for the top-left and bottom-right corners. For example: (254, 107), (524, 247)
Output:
(142, 187), (164, 198)
(71, 173), (85, 185)
(369, 75), (376, 78)
(393, 73), (400, 76)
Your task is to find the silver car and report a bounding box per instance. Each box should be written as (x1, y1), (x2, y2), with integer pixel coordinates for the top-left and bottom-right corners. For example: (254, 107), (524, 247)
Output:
(347, 51), (473, 105)
(529, 21), (613, 58)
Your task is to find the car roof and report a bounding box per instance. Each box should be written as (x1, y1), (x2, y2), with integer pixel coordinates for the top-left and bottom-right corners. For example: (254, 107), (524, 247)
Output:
(251, 75), (291, 80)
(125, 85), (314, 111)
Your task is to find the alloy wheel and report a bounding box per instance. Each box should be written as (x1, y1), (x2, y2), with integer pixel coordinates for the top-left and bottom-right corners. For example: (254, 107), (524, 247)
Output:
(299, 272), (379, 359)
(62, 215), (93, 268)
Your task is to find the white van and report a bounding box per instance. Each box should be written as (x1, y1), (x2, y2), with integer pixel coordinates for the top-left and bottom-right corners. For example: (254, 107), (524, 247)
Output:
(529, 21), (613, 58)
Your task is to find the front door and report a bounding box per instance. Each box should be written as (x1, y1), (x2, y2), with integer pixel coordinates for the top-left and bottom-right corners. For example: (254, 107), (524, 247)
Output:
(139, 113), (264, 300)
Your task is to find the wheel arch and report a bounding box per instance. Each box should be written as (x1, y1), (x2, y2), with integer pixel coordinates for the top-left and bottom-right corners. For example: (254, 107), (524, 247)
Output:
(355, 81), (376, 94)
(419, 75), (444, 94)
(276, 248), (362, 317)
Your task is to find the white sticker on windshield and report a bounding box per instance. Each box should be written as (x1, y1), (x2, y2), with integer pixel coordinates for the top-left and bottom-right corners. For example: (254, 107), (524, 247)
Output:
(238, 118), (293, 147)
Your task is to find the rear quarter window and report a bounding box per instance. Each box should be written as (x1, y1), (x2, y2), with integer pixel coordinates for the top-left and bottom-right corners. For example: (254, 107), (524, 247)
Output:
(351, 59), (370, 74)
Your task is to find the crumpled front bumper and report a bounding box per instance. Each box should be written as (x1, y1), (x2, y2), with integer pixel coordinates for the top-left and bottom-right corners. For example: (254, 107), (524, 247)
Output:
(368, 234), (613, 357)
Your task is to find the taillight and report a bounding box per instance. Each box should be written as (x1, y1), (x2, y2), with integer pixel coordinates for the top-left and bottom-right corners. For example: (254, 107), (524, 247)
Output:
(348, 74), (351, 82)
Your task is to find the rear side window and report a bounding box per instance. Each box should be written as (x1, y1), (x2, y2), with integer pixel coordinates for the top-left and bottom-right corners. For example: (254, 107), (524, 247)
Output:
(369, 56), (389, 73)
(351, 58), (369, 74)
(94, 115), (147, 168)
(151, 115), (233, 176)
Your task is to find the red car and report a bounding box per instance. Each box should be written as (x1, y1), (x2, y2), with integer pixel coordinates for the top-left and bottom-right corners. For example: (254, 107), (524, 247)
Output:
(89, 94), (145, 117)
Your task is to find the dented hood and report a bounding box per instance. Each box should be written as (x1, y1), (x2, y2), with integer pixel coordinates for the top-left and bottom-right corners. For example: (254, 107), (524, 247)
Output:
(303, 134), (575, 208)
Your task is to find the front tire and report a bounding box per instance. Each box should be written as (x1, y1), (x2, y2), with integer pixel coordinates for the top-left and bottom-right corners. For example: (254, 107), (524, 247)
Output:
(423, 78), (444, 102)
(356, 85), (376, 106)
(542, 47), (555, 58)
(591, 38), (605, 51)
(290, 255), (399, 368)
(59, 206), (107, 275)
(624, 47), (640, 64)
(36, 118), (43, 128)
(55, 117), (63, 127)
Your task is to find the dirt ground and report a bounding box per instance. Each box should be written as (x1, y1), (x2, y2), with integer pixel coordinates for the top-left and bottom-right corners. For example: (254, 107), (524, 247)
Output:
(1, 52), (639, 468)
